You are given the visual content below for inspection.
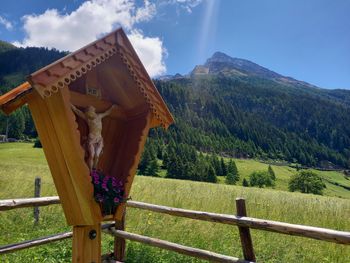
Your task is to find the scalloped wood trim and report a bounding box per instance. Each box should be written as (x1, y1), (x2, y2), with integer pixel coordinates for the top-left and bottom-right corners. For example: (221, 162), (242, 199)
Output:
(33, 46), (118, 99)
(116, 47), (168, 129)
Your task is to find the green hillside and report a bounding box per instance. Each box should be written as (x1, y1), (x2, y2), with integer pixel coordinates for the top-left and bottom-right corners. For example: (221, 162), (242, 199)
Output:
(219, 158), (350, 199)
(0, 40), (16, 53)
(1, 47), (350, 170)
(0, 143), (349, 262)
(0, 46), (66, 93)
(151, 76), (350, 168)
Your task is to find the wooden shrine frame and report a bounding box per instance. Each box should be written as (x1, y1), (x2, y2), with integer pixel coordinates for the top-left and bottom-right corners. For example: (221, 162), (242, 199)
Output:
(0, 28), (174, 262)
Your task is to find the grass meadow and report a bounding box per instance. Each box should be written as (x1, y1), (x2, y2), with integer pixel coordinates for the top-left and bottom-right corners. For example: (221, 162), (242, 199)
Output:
(221, 158), (350, 199)
(0, 143), (349, 262)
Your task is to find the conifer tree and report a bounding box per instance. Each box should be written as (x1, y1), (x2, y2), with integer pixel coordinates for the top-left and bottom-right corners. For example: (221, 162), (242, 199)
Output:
(139, 145), (160, 177)
(268, 165), (276, 180)
(156, 144), (164, 159)
(220, 157), (228, 176)
(211, 154), (222, 176)
(226, 159), (239, 184)
(162, 152), (169, 168)
(166, 155), (180, 179)
(242, 178), (249, 187)
(206, 165), (217, 183)
(144, 158), (160, 177)
(138, 148), (152, 175)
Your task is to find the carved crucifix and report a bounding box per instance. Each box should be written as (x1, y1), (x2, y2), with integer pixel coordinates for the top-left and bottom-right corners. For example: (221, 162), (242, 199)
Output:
(71, 104), (115, 170)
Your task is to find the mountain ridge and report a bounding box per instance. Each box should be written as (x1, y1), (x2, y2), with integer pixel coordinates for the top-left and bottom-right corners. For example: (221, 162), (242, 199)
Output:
(152, 51), (350, 168)
(164, 51), (321, 90)
(0, 43), (349, 168)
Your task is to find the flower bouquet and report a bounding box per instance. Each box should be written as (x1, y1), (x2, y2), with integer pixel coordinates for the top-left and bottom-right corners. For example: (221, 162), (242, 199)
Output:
(90, 170), (127, 216)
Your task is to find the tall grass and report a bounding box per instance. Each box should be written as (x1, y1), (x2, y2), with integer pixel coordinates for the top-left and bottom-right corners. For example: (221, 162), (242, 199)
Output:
(0, 143), (349, 262)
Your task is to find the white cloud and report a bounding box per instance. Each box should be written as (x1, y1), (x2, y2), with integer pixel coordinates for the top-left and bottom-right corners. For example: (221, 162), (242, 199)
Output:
(14, 0), (167, 76)
(171, 0), (203, 13)
(128, 30), (167, 77)
(13, 0), (202, 77)
(0, 16), (13, 30)
(16, 0), (155, 51)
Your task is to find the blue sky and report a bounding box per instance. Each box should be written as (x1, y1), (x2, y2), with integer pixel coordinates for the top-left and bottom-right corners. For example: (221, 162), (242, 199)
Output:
(0, 0), (349, 89)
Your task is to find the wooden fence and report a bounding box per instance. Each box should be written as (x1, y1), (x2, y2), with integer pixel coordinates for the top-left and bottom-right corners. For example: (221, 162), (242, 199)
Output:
(1, 196), (350, 262)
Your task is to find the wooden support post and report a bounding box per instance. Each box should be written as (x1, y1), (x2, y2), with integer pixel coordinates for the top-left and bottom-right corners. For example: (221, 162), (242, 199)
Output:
(114, 209), (126, 262)
(72, 224), (101, 263)
(34, 177), (41, 225)
(235, 198), (256, 262)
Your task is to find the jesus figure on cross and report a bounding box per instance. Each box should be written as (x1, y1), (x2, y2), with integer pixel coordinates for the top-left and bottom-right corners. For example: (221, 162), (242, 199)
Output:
(71, 104), (115, 170)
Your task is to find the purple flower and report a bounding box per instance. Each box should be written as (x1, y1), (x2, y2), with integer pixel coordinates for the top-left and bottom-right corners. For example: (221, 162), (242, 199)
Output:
(102, 183), (108, 191)
(90, 171), (127, 215)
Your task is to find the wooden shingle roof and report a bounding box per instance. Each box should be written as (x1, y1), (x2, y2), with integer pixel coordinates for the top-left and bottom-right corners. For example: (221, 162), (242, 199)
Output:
(0, 28), (174, 128)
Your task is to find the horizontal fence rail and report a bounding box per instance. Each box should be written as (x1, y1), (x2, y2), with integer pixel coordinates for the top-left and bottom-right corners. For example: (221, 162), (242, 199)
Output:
(0, 224), (112, 255)
(0, 231), (72, 254)
(0, 196), (60, 211)
(104, 227), (251, 263)
(1, 197), (350, 246)
(0, 223), (250, 263)
(127, 201), (350, 245)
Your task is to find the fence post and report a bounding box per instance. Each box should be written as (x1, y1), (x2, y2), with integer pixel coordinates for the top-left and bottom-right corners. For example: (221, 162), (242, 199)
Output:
(235, 197), (256, 262)
(34, 177), (41, 225)
(114, 209), (126, 261)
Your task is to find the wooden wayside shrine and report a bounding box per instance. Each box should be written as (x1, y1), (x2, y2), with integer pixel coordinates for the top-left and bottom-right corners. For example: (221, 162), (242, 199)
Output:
(0, 28), (174, 262)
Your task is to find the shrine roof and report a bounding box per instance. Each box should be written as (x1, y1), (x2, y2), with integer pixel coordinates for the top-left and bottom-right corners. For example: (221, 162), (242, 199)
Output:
(0, 28), (174, 128)
(0, 82), (32, 114)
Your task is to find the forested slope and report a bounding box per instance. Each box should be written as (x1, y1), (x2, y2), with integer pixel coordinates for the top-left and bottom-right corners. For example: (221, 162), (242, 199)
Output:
(150, 76), (350, 168)
(0, 43), (349, 168)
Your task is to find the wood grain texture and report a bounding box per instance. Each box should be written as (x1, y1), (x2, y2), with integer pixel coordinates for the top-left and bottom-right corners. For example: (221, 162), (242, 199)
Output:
(116, 29), (174, 128)
(0, 82), (32, 115)
(28, 91), (80, 224)
(97, 60), (144, 110)
(98, 117), (125, 174)
(0, 231), (72, 255)
(1, 196), (349, 245)
(114, 211), (126, 261)
(0, 223), (114, 255)
(112, 112), (151, 221)
(235, 198), (256, 261)
(0, 196), (60, 211)
(105, 227), (251, 263)
(34, 177), (41, 225)
(0, 81), (30, 103)
(28, 90), (100, 225)
(72, 224), (101, 263)
(46, 87), (101, 224)
(127, 200), (350, 245)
